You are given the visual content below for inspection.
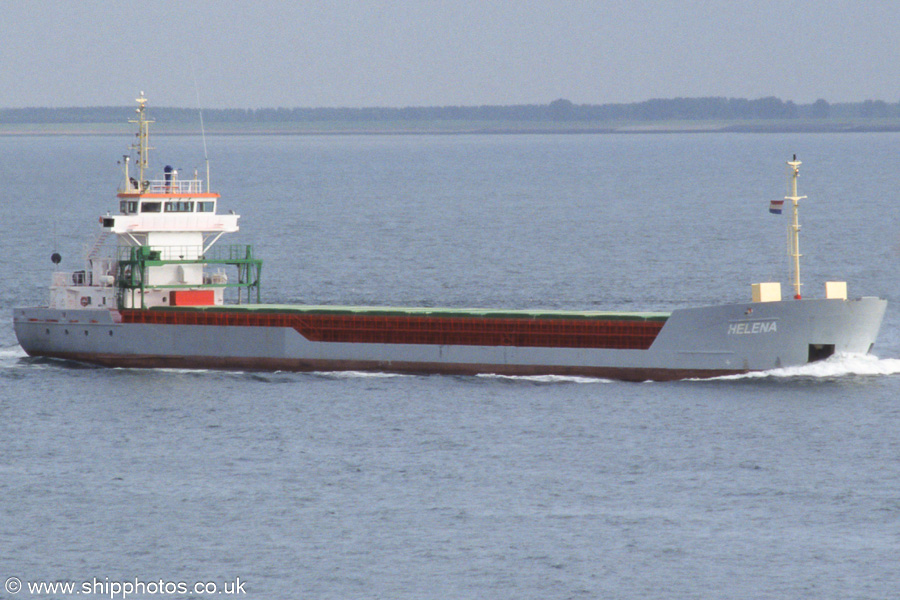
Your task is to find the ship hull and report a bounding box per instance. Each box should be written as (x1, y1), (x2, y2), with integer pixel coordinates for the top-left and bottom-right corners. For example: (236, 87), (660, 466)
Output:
(12, 297), (887, 381)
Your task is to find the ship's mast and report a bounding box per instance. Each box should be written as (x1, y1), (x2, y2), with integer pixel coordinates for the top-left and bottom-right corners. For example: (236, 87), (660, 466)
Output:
(129, 92), (154, 185)
(786, 155), (806, 300)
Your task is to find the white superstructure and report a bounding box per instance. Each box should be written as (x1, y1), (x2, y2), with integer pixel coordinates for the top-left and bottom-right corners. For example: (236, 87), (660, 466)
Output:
(49, 94), (253, 311)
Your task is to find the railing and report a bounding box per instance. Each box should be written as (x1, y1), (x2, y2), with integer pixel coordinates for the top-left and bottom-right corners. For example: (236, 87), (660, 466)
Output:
(52, 271), (87, 286)
(117, 245), (203, 261)
(51, 270), (115, 287)
(145, 179), (204, 193)
(121, 179), (205, 194)
(116, 244), (256, 262)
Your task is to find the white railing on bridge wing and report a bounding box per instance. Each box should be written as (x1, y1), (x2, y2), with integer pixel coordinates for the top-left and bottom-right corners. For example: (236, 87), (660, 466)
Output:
(145, 179), (204, 194)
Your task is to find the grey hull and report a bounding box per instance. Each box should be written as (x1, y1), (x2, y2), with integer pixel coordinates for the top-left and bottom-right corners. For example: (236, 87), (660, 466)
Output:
(12, 297), (887, 381)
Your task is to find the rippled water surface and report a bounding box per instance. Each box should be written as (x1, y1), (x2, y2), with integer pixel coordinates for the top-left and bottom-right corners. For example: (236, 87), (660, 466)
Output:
(2, 132), (899, 599)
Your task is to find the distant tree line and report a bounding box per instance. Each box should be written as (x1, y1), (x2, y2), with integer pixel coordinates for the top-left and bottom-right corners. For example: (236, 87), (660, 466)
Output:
(3, 97), (900, 124)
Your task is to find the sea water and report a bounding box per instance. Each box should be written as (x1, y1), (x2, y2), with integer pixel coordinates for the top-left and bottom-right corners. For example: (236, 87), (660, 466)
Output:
(1, 132), (899, 599)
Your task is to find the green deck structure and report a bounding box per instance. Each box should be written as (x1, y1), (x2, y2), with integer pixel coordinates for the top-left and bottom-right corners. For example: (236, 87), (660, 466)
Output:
(116, 244), (262, 309)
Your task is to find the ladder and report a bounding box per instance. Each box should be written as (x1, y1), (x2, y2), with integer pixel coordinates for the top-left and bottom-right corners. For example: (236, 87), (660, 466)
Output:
(85, 231), (111, 260)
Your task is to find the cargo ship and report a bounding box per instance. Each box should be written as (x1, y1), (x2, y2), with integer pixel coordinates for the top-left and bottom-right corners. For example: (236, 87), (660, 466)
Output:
(12, 96), (887, 381)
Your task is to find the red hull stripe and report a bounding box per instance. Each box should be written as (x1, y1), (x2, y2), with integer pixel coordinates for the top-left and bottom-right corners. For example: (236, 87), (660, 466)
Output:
(121, 310), (664, 350)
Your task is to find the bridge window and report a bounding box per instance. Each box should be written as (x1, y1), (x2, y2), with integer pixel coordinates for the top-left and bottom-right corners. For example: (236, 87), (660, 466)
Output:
(141, 202), (161, 213)
(119, 200), (138, 214)
(197, 201), (215, 212)
(164, 201), (195, 212)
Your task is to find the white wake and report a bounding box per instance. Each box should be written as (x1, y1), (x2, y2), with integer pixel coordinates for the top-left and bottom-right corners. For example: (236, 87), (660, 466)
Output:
(313, 370), (411, 379)
(709, 353), (900, 381)
(0, 345), (27, 367)
(477, 373), (613, 384)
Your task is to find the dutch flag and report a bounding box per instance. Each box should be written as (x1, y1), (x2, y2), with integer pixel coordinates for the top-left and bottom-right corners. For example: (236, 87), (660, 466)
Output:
(769, 199), (784, 214)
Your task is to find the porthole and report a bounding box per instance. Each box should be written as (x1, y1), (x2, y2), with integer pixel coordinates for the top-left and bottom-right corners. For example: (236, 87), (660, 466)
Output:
(64, 329), (69, 335)
(108, 330), (113, 336)
(45, 328), (50, 335)
(84, 330), (89, 336)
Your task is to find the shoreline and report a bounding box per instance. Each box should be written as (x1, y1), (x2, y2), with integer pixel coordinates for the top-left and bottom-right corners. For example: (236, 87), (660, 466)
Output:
(4, 121), (900, 136)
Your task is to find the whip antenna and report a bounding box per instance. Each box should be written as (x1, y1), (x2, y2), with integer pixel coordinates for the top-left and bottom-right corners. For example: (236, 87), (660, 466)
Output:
(191, 66), (210, 191)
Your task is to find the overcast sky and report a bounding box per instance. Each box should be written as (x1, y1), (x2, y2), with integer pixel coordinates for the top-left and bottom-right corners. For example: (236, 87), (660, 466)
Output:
(1, 0), (898, 109)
